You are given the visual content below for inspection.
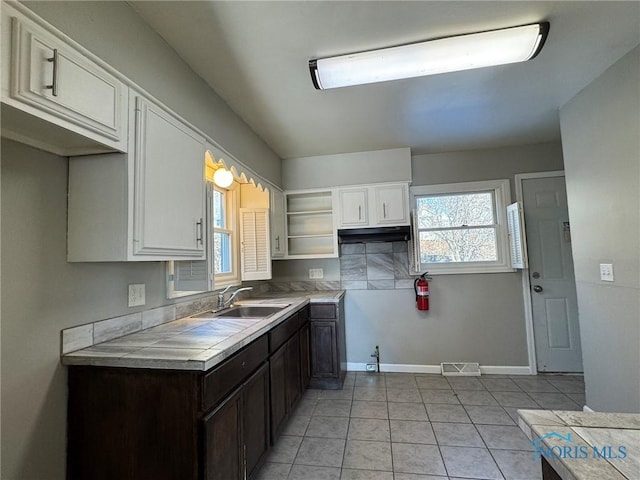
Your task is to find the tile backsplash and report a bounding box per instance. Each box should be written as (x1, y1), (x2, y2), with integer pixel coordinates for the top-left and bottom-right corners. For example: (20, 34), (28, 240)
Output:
(339, 241), (414, 291)
(61, 294), (218, 355)
(61, 242), (415, 355)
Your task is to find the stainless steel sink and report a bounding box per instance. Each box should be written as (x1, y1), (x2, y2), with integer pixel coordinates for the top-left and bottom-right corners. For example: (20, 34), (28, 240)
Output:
(192, 304), (289, 319)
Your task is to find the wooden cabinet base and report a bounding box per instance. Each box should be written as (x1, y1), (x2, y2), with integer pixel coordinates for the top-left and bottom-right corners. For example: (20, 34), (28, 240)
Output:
(309, 298), (347, 390)
(309, 370), (346, 390)
(541, 457), (563, 480)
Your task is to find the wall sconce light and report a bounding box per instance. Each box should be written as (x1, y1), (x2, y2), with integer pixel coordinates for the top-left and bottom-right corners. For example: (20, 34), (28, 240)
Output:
(213, 168), (234, 188)
(309, 22), (549, 89)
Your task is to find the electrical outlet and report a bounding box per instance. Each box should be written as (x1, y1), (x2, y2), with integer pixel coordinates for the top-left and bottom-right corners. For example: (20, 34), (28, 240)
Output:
(309, 268), (324, 279)
(366, 363), (377, 372)
(128, 283), (146, 307)
(600, 263), (614, 282)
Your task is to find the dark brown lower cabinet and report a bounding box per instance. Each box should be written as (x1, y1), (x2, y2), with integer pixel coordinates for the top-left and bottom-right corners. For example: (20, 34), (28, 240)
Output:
(269, 342), (287, 441)
(203, 388), (242, 480)
(309, 297), (346, 389)
(270, 334), (302, 442)
(204, 362), (270, 480)
(541, 457), (563, 480)
(299, 319), (311, 389)
(268, 305), (311, 443)
(243, 363), (270, 478)
(67, 306), (311, 480)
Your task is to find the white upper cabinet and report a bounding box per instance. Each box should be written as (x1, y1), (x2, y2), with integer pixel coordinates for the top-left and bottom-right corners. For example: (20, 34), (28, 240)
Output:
(337, 187), (369, 227)
(132, 97), (206, 258)
(337, 182), (410, 228)
(67, 92), (206, 262)
(269, 187), (286, 258)
(1, 3), (128, 155)
(372, 183), (409, 225)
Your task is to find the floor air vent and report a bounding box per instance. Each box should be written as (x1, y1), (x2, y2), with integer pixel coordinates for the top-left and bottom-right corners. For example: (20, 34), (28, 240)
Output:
(441, 362), (481, 376)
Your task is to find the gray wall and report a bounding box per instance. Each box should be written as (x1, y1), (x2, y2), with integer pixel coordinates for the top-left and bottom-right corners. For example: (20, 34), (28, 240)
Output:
(0, 140), (164, 478)
(559, 47), (640, 413)
(278, 142), (565, 368)
(1, 2), (283, 478)
(24, 1), (282, 185)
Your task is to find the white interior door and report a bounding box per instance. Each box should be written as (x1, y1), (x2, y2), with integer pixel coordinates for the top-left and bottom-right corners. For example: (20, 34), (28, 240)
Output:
(523, 176), (583, 372)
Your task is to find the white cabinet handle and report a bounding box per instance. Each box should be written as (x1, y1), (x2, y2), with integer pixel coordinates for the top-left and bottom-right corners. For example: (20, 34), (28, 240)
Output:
(45, 48), (59, 97)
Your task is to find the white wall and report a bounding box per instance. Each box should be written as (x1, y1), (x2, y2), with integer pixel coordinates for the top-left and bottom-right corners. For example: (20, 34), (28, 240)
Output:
(283, 148), (411, 190)
(278, 142), (565, 369)
(559, 46), (640, 413)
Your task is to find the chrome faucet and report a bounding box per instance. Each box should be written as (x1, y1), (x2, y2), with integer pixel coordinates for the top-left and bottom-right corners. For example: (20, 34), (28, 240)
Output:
(217, 285), (253, 310)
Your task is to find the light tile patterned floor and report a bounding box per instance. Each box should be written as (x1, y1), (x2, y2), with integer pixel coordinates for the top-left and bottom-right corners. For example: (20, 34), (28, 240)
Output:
(256, 372), (585, 480)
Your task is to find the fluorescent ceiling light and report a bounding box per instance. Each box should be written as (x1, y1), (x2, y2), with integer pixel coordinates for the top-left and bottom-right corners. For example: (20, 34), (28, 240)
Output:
(309, 22), (549, 90)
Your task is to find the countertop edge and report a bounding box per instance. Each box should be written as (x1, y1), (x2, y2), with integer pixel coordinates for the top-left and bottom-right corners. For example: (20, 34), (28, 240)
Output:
(61, 292), (344, 371)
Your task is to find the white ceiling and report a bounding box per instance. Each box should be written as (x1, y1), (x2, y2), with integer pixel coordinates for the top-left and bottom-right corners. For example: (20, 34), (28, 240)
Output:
(129, 1), (640, 159)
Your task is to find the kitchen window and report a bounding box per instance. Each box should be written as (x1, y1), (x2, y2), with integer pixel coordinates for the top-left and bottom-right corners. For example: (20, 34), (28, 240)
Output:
(410, 179), (512, 274)
(212, 185), (238, 284)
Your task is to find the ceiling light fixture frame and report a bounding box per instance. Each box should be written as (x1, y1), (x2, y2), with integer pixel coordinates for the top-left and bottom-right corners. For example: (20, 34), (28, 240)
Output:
(309, 22), (550, 90)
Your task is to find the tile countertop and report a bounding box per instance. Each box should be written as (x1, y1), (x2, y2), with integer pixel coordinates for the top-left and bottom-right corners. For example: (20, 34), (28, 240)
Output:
(62, 291), (344, 372)
(517, 409), (640, 479)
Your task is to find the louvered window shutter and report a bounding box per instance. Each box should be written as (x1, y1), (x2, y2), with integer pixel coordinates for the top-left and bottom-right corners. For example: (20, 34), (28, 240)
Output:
(507, 202), (527, 269)
(239, 208), (272, 281)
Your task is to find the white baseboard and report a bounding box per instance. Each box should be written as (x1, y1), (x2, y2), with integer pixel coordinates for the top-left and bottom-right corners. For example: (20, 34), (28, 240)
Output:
(480, 365), (532, 375)
(346, 363), (531, 375)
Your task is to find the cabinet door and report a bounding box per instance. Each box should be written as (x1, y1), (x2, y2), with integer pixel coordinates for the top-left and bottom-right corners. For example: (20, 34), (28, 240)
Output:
(270, 188), (286, 258)
(338, 188), (368, 227)
(8, 14), (127, 151)
(243, 363), (270, 479)
(372, 183), (409, 225)
(310, 321), (338, 378)
(299, 321), (311, 390)
(240, 208), (271, 281)
(284, 334), (301, 412)
(133, 97), (206, 258)
(269, 345), (287, 442)
(203, 388), (243, 480)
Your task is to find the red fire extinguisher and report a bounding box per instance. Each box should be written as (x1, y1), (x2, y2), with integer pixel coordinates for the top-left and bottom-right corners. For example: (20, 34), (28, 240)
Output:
(414, 272), (431, 311)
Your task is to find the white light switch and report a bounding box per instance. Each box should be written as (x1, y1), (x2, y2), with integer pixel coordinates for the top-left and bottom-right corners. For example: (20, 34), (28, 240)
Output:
(599, 264), (614, 282)
(309, 268), (324, 279)
(128, 283), (146, 307)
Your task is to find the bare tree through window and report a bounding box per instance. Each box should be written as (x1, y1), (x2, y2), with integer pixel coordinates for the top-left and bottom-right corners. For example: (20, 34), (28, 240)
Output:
(416, 192), (497, 263)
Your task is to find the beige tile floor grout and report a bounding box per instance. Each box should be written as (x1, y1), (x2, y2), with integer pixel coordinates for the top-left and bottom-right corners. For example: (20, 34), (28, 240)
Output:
(256, 372), (586, 480)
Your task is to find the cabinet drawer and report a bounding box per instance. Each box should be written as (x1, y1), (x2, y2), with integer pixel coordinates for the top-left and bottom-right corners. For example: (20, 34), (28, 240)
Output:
(310, 304), (336, 319)
(202, 335), (268, 411)
(269, 313), (299, 353)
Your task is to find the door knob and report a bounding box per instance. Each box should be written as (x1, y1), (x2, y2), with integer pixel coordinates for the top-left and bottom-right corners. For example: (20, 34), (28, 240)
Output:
(533, 285), (543, 293)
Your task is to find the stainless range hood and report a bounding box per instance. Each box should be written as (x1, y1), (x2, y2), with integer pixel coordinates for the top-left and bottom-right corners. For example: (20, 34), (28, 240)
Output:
(338, 226), (411, 244)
